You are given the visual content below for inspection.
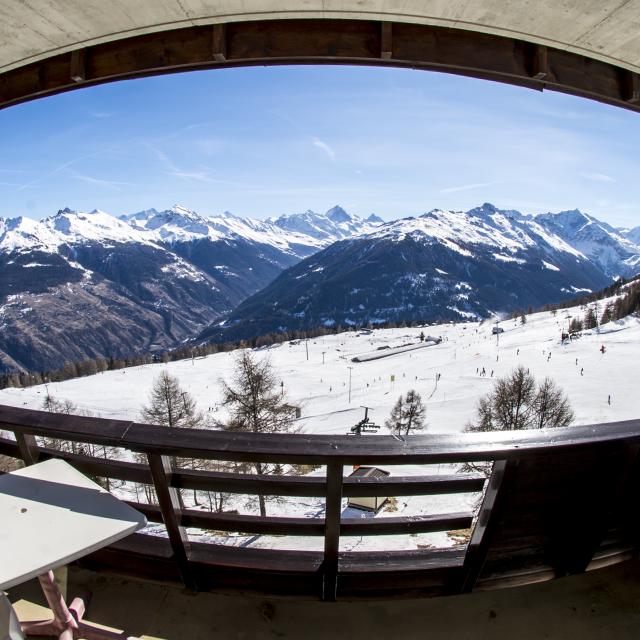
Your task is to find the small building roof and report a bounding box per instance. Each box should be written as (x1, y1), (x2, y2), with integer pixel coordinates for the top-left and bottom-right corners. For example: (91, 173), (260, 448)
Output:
(349, 466), (390, 479)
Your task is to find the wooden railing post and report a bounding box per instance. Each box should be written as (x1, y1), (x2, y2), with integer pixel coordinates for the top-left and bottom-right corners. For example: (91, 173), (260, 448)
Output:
(15, 432), (40, 466)
(147, 453), (197, 591)
(460, 459), (517, 593)
(322, 462), (343, 601)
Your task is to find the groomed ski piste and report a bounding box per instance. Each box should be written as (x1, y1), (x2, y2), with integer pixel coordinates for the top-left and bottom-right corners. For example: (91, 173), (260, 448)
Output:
(1, 291), (638, 553)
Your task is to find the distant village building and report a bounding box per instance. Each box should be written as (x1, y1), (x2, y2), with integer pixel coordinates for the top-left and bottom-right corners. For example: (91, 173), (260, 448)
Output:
(347, 467), (390, 512)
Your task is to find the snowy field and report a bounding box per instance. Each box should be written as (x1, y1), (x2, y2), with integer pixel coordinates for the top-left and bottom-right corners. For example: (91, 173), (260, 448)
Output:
(1, 297), (638, 552)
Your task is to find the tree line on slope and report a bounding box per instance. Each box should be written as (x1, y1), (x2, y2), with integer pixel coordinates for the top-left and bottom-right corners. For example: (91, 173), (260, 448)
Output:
(3, 273), (637, 391)
(0, 317), (442, 390)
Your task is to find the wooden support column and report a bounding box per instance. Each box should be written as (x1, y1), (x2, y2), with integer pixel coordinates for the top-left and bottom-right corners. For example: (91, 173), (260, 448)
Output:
(623, 70), (640, 103)
(531, 45), (548, 80)
(147, 453), (197, 591)
(380, 22), (393, 60)
(212, 24), (227, 62)
(70, 49), (86, 83)
(460, 459), (517, 593)
(15, 432), (40, 466)
(322, 462), (343, 601)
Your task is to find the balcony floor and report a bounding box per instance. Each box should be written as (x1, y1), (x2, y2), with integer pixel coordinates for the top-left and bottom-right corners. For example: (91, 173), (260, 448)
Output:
(7, 560), (640, 639)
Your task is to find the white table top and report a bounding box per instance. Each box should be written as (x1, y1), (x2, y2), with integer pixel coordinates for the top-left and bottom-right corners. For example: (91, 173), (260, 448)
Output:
(0, 458), (146, 591)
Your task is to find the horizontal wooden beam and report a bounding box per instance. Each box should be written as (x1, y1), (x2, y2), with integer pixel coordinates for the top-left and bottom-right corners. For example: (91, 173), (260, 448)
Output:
(124, 501), (472, 537)
(3, 404), (640, 465)
(0, 19), (639, 114)
(341, 512), (473, 536)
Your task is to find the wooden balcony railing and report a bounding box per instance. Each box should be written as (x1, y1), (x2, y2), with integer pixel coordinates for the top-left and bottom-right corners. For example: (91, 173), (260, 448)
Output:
(1, 404), (639, 600)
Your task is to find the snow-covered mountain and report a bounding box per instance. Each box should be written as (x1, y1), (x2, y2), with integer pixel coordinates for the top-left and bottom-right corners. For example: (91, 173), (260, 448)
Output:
(534, 209), (640, 278)
(267, 205), (378, 243)
(119, 204), (377, 255)
(0, 205), (379, 372)
(625, 226), (640, 245)
(1, 201), (638, 372)
(208, 204), (614, 341)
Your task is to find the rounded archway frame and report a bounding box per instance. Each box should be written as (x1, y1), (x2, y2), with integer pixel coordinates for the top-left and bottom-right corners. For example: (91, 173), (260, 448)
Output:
(1, 18), (639, 113)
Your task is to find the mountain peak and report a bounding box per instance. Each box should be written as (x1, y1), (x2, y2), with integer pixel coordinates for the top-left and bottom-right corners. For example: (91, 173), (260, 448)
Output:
(366, 213), (384, 224)
(326, 205), (351, 223)
(467, 202), (498, 217)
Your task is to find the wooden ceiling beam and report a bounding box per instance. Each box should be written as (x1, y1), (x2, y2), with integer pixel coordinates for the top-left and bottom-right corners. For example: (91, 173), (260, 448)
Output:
(0, 19), (639, 115)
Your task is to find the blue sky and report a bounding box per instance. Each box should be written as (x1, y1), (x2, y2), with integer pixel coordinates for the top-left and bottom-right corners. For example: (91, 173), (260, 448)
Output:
(0, 65), (639, 228)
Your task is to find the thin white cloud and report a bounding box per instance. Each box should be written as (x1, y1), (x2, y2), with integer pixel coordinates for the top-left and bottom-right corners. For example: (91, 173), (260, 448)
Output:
(17, 150), (108, 191)
(312, 137), (336, 161)
(580, 172), (615, 183)
(168, 169), (214, 183)
(440, 181), (500, 194)
(65, 169), (134, 190)
(145, 142), (215, 183)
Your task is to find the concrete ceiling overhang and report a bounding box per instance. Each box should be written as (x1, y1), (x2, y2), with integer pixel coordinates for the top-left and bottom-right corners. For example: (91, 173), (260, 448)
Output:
(1, 1), (639, 111)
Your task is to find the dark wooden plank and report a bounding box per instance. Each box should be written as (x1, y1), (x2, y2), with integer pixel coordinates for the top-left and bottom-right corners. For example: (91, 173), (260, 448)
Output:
(39, 447), (152, 484)
(339, 547), (465, 573)
(124, 501), (325, 535)
(380, 22), (393, 59)
(624, 71), (640, 103)
(0, 435), (20, 458)
(341, 512), (473, 536)
(124, 501), (163, 523)
(172, 468), (484, 497)
(460, 460), (518, 593)
(123, 418), (640, 465)
(342, 473), (486, 497)
(122, 501), (471, 537)
(70, 49), (86, 82)
(188, 539), (323, 573)
(530, 44), (549, 79)
(182, 510), (325, 536)
(544, 443), (640, 576)
(147, 453), (196, 590)
(0, 405), (132, 447)
(3, 405), (640, 466)
(173, 468), (327, 496)
(212, 24), (227, 61)
(322, 462), (343, 601)
(15, 432), (39, 465)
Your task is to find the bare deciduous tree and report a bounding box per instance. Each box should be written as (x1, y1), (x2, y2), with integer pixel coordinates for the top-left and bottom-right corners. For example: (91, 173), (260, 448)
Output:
(464, 367), (573, 475)
(385, 390), (426, 436)
(466, 366), (573, 433)
(141, 370), (202, 430)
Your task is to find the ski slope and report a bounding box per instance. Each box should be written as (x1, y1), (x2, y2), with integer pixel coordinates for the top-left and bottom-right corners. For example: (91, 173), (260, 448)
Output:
(1, 298), (638, 552)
